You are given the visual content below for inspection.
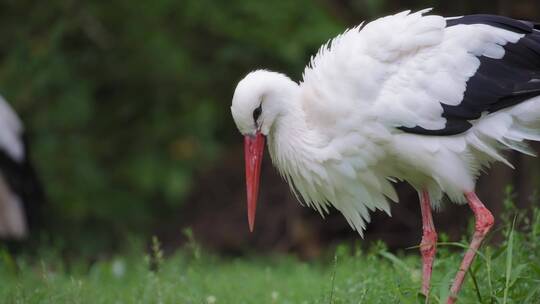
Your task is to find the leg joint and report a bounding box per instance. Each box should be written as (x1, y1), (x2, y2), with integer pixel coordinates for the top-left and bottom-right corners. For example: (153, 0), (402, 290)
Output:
(475, 207), (494, 235)
(420, 230), (438, 253)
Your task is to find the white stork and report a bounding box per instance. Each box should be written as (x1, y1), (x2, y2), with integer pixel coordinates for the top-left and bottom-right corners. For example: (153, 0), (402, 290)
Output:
(0, 95), (43, 240)
(230, 9), (540, 303)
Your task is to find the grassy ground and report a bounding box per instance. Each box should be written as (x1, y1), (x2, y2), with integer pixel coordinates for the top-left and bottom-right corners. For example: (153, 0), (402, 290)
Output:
(1, 206), (539, 304)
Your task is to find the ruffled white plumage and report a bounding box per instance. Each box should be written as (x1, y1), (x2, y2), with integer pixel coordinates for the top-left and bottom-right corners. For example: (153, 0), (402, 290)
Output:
(269, 10), (540, 233)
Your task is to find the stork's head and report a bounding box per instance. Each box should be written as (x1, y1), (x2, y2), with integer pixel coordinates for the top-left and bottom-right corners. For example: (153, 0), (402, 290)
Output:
(231, 70), (297, 232)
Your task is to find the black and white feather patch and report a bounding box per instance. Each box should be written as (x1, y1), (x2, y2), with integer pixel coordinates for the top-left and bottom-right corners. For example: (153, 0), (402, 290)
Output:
(0, 134), (45, 237)
(400, 15), (540, 136)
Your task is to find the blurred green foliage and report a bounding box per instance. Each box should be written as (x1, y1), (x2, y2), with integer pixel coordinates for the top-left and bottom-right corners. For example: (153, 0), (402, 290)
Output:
(1, 0), (537, 252)
(0, 1), (342, 248)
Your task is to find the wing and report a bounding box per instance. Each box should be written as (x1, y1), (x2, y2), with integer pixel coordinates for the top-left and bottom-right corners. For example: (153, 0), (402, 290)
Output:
(377, 15), (540, 135)
(302, 10), (540, 136)
(0, 96), (29, 239)
(0, 95), (44, 239)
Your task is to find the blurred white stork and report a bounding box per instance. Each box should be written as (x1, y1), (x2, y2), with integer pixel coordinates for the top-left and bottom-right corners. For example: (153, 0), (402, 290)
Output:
(0, 95), (43, 240)
(231, 9), (540, 303)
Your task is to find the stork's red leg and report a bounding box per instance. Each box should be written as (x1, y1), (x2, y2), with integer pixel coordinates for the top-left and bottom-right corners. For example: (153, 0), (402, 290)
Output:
(419, 190), (437, 297)
(447, 192), (494, 304)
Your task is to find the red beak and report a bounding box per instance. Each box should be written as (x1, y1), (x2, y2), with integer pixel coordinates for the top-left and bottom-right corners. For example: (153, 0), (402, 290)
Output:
(244, 131), (265, 232)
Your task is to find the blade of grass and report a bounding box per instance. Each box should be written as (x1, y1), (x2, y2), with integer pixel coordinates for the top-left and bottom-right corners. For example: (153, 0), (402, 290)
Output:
(485, 247), (494, 302)
(328, 254), (338, 304)
(379, 251), (412, 273)
(425, 242), (488, 262)
(503, 217), (516, 304)
(438, 269), (455, 304)
(392, 279), (414, 304)
(524, 284), (540, 303)
(358, 288), (367, 304)
(469, 266), (483, 303)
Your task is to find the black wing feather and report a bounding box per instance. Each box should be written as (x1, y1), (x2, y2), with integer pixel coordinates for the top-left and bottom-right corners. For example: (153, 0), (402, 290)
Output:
(399, 15), (540, 136)
(0, 133), (46, 238)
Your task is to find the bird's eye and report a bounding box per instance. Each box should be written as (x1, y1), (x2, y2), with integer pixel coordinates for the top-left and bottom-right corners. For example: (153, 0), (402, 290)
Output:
(253, 104), (262, 122)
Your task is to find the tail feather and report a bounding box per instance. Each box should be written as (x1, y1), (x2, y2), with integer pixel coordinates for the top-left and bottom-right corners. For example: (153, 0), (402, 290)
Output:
(468, 96), (540, 167)
(0, 175), (27, 239)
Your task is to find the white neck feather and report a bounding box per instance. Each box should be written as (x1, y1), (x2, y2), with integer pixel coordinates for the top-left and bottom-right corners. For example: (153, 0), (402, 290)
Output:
(266, 84), (327, 206)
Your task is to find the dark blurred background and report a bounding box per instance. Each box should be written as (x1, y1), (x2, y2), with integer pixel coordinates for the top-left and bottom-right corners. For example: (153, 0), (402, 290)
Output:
(1, 0), (539, 258)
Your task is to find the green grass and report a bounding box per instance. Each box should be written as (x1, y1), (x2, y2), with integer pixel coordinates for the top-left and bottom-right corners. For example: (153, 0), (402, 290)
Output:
(1, 208), (539, 304)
